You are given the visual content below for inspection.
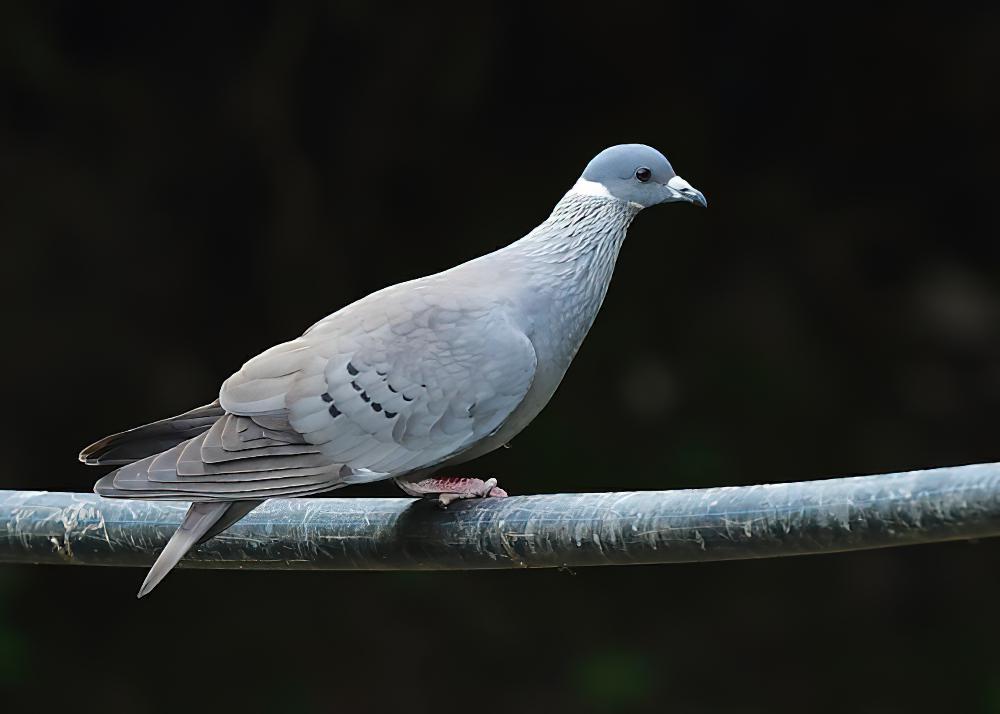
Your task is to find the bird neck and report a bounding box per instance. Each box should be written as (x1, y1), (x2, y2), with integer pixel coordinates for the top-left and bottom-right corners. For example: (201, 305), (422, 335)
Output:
(519, 193), (640, 264)
(515, 193), (639, 299)
(506, 192), (641, 362)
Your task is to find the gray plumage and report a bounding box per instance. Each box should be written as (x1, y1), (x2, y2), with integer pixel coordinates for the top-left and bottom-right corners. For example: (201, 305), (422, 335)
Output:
(80, 143), (706, 596)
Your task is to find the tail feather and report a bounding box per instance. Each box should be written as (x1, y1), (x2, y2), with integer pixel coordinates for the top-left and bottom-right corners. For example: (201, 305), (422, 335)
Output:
(138, 500), (261, 598)
(80, 402), (225, 466)
(196, 500), (263, 545)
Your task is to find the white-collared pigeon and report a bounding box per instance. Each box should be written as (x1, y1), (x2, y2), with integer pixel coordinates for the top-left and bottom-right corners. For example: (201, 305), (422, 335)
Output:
(80, 143), (707, 597)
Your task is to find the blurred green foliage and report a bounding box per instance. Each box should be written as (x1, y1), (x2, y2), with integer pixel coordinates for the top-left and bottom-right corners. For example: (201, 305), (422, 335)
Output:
(572, 648), (654, 710)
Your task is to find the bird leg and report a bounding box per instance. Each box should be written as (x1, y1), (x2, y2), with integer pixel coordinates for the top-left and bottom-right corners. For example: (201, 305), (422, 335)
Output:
(394, 476), (508, 507)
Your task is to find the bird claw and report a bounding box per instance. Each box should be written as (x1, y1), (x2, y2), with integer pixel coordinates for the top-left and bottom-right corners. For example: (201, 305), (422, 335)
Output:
(395, 476), (508, 507)
(435, 478), (508, 508)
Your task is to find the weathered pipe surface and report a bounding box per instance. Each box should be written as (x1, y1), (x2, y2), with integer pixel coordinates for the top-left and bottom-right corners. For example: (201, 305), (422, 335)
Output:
(1, 462), (999, 571)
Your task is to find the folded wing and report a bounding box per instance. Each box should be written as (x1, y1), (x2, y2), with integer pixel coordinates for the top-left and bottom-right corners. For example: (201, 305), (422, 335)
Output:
(96, 290), (537, 501)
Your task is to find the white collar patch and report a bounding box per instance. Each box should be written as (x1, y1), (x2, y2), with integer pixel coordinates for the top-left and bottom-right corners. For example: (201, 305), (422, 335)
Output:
(566, 177), (614, 199)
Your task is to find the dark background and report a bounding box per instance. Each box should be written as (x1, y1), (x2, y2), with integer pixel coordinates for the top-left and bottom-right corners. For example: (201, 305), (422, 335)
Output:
(1, 2), (998, 712)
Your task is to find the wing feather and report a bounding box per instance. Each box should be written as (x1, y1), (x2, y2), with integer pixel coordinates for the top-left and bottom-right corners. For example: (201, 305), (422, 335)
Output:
(97, 287), (536, 502)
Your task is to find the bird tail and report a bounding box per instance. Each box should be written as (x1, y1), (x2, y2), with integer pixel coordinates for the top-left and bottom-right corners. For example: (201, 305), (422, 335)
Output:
(79, 402), (225, 466)
(138, 499), (262, 599)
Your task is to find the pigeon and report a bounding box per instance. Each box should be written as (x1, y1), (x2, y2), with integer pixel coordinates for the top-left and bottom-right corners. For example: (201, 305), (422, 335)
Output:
(80, 143), (706, 597)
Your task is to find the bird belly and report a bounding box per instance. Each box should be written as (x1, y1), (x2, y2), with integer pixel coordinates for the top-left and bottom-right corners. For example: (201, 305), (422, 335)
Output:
(440, 359), (568, 467)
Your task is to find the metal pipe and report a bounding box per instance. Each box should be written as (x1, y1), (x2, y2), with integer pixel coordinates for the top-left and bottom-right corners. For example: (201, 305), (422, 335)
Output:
(2, 462), (999, 571)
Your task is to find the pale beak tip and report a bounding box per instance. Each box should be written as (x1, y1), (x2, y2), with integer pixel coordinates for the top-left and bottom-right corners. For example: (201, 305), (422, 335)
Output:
(666, 176), (708, 208)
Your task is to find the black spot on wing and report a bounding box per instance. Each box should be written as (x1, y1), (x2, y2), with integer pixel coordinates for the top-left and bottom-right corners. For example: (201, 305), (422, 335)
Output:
(371, 402), (382, 412)
(346, 362), (359, 376)
(329, 404), (342, 418)
(385, 410), (397, 418)
(321, 393), (333, 403)
(360, 391), (371, 403)
(387, 384), (398, 393)
(351, 381), (362, 392)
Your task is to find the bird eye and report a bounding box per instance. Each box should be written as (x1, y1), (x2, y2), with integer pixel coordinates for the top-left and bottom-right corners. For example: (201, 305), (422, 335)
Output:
(635, 167), (652, 182)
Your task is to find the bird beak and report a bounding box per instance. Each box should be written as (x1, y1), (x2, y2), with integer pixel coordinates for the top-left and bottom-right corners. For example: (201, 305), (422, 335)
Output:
(665, 175), (708, 208)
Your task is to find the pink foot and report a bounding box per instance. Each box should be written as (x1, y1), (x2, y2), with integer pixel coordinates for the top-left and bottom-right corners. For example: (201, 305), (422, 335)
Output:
(394, 476), (508, 507)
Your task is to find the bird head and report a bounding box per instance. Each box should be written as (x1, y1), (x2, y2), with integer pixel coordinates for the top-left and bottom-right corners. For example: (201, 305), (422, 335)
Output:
(571, 144), (707, 209)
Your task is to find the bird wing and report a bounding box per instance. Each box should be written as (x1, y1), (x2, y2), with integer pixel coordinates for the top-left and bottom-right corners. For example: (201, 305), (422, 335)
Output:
(80, 401), (225, 465)
(97, 285), (536, 500)
(226, 285), (538, 477)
